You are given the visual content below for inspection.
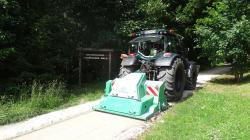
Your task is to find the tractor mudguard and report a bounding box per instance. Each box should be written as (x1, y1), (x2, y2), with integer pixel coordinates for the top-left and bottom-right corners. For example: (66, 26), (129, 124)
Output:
(121, 56), (137, 66)
(154, 53), (180, 67)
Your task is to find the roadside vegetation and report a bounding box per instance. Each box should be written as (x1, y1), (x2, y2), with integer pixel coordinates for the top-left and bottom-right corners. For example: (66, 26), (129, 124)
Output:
(0, 81), (103, 125)
(139, 71), (250, 140)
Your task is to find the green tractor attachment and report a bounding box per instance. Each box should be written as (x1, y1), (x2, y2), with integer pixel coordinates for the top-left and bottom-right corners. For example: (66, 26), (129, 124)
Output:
(93, 73), (167, 120)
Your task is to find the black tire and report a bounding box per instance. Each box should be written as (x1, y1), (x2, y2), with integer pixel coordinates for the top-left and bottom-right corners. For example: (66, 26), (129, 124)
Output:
(118, 66), (134, 78)
(185, 68), (198, 90)
(157, 58), (185, 101)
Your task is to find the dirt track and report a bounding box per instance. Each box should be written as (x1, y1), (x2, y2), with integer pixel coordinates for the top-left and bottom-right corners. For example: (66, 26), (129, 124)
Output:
(13, 66), (231, 140)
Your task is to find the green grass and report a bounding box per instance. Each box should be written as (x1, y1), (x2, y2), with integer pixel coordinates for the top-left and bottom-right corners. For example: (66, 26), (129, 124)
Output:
(139, 72), (250, 140)
(60, 83), (104, 107)
(0, 81), (104, 125)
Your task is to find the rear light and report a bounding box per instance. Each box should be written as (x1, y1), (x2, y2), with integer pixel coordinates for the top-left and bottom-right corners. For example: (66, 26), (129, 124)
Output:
(129, 53), (136, 56)
(131, 32), (141, 38)
(131, 32), (136, 38)
(164, 52), (172, 57)
(169, 29), (175, 33)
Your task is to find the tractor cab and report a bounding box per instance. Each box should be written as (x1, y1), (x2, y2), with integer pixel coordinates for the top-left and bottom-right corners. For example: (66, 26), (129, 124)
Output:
(129, 35), (164, 56)
(127, 29), (185, 61)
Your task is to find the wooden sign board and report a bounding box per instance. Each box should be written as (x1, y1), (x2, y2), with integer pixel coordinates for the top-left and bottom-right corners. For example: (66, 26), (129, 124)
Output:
(77, 48), (114, 85)
(83, 53), (109, 60)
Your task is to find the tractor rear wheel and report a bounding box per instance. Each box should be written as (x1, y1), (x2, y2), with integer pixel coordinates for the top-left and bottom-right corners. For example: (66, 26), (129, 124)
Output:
(157, 58), (185, 101)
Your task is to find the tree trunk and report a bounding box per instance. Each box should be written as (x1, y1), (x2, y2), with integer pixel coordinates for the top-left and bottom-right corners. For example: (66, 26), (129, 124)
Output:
(240, 72), (244, 81)
(235, 72), (239, 82)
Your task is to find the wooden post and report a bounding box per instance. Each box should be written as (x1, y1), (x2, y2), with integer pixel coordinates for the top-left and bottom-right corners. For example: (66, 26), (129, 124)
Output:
(79, 50), (82, 86)
(108, 51), (112, 79)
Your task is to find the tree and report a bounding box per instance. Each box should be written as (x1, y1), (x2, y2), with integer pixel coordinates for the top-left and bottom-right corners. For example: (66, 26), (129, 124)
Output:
(1, 0), (248, 85)
(195, 0), (250, 81)
(0, 0), (22, 60)
(117, 0), (167, 36)
(0, 0), (128, 83)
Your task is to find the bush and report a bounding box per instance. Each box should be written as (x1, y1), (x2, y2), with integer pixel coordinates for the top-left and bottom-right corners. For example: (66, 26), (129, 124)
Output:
(1, 83), (30, 103)
(29, 81), (65, 110)
(0, 80), (66, 125)
(0, 80), (103, 125)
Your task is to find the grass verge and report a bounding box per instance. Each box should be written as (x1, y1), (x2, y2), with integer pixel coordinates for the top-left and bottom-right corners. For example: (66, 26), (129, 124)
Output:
(0, 81), (104, 125)
(139, 72), (250, 140)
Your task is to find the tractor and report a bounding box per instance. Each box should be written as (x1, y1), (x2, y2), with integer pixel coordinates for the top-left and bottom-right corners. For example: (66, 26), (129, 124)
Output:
(119, 29), (199, 101)
(93, 29), (199, 120)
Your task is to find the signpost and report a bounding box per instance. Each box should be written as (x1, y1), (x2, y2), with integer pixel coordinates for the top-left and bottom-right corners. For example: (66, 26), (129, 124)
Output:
(77, 48), (114, 85)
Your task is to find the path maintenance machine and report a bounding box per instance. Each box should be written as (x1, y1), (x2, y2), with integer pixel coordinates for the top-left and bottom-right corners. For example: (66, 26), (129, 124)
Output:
(93, 29), (199, 120)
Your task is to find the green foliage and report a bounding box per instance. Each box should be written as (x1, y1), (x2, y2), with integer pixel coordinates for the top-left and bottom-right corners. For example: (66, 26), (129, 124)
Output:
(0, 82), (30, 103)
(195, 0), (250, 81)
(118, 0), (167, 36)
(0, 47), (14, 60)
(0, 81), (103, 125)
(0, 80), (66, 124)
(0, 0), (217, 85)
(163, 0), (213, 64)
(29, 81), (65, 109)
(0, 0), (127, 83)
(0, 0), (22, 60)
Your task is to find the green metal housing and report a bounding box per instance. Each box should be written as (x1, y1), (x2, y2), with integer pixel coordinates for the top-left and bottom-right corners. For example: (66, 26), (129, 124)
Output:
(93, 73), (167, 120)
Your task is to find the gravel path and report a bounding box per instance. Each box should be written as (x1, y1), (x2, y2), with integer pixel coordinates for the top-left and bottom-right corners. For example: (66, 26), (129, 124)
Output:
(0, 66), (231, 140)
